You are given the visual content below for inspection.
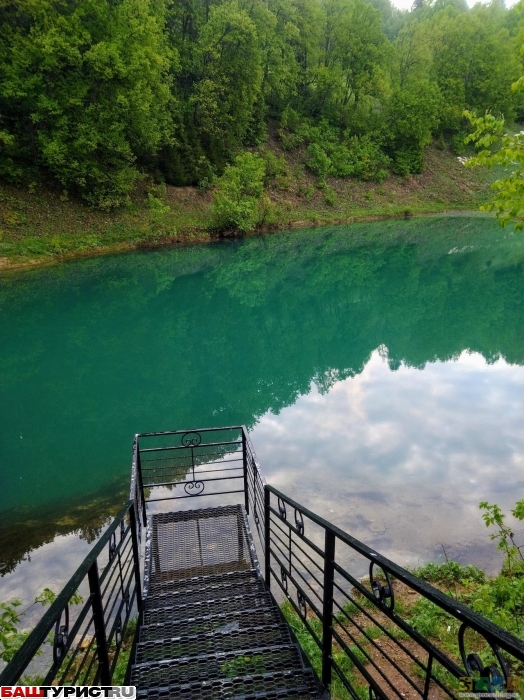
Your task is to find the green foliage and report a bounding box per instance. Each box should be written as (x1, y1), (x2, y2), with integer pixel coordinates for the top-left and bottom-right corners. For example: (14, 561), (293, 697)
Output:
(0, 0), (523, 203)
(385, 82), (441, 175)
(0, 599), (27, 663)
(412, 501), (524, 642)
(307, 143), (332, 186)
(408, 597), (456, 639)
(0, 0), (174, 207)
(465, 110), (524, 228)
(0, 588), (83, 663)
(412, 561), (485, 586)
(479, 499), (524, 579)
(283, 117), (391, 184)
(324, 186), (338, 206)
(221, 654), (266, 677)
(212, 152), (268, 231)
(259, 149), (292, 190)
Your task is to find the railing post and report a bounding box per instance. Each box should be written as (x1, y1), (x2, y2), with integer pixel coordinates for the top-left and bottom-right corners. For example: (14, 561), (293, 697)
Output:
(129, 502), (142, 611)
(136, 441), (147, 526)
(264, 486), (271, 588)
(322, 529), (336, 689)
(242, 429), (250, 514)
(88, 560), (111, 685)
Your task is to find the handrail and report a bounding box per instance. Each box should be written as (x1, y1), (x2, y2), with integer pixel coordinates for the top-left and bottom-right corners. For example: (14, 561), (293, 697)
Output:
(0, 500), (141, 686)
(266, 485), (524, 659)
(7, 426), (522, 697)
(135, 425), (244, 437)
(264, 484), (524, 698)
(130, 426), (266, 533)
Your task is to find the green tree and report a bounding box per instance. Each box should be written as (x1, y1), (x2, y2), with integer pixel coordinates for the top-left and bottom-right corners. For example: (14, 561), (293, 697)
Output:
(385, 81), (441, 174)
(212, 152), (267, 231)
(190, 2), (263, 164)
(0, 0), (174, 207)
(465, 110), (524, 228)
(429, 5), (520, 133)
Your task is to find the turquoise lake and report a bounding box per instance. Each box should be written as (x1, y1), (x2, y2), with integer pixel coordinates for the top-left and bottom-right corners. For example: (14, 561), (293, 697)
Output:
(0, 215), (523, 601)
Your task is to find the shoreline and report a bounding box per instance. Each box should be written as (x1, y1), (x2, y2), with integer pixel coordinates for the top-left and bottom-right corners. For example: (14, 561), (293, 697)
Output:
(0, 205), (490, 273)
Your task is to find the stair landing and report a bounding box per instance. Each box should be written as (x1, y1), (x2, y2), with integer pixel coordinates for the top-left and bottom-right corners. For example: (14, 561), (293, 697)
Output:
(129, 504), (325, 699)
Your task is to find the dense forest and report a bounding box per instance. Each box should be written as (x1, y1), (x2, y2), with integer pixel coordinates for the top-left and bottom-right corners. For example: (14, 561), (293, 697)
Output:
(0, 0), (523, 209)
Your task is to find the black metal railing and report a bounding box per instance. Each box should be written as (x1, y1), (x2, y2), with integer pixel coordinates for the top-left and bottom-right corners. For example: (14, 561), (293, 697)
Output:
(131, 425), (266, 543)
(263, 485), (524, 699)
(0, 500), (141, 686)
(4, 425), (524, 698)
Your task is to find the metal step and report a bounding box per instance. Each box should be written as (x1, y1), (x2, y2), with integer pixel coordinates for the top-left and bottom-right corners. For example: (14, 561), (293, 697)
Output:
(131, 643), (304, 687)
(143, 587), (274, 626)
(146, 568), (259, 597)
(146, 505), (254, 583)
(140, 606), (282, 642)
(130, 504), (325, 699)
(135, 668), (324, 699)
(135, 622), (293, 664)
(144, 571), (265, 609)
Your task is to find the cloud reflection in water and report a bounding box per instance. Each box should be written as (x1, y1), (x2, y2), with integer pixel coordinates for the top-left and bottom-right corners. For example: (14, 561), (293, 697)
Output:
(253, 348), (524, 572)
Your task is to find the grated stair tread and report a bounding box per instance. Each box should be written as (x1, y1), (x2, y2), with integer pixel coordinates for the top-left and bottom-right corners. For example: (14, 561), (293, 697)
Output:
(147, 568), (259, 596)
(146, 505), (254, 584)
(135, 622), (293, 664)
(144, 573), (266, 610)
(130, 643), (305, 687)
(143, 588), (274, 625)
(130, 505), (325, 699)
(135, 668), (324, 699)
(140, 607), (282, 642)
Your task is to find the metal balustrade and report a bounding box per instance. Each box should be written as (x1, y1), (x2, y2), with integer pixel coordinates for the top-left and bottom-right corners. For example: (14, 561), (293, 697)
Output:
(263, 486), (524, 698)
(0, 501), (141, 686)
(2, 426), (523, 699)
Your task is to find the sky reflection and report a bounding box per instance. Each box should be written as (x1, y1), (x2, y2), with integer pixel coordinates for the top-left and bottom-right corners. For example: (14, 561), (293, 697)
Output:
(253, 349), (524, 573)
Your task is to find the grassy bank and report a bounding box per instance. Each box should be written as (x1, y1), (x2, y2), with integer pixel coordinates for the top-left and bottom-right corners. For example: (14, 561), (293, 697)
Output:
(0, 145), (497, 271)
(282, 560), (524, 699)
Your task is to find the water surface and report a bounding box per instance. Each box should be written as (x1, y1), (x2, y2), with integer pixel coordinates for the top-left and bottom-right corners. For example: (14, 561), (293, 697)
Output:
(1, 215), (523, 598)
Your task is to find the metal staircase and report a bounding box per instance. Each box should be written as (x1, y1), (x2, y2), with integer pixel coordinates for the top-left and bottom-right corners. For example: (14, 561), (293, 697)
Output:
(2, 425), (524, 699)
(129, 505), (325, 699)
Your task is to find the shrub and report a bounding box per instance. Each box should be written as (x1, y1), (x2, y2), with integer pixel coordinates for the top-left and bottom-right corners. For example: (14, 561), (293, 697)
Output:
(324, 186), (337, 206)
(212, 152), (267, 231)
(342, 135), (390, 182)
(306, 143), (331, 186)
(260, 149), (292, 190)
(302, 129), (390, 184)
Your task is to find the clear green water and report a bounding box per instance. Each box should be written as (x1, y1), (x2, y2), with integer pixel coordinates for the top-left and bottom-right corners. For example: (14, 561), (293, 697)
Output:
(0, 215), (523, 585)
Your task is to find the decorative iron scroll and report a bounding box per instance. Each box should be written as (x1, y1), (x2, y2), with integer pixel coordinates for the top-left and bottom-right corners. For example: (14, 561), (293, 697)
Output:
(297, 589), (307, 619)
(115, 615), (123, 645)
(181, 431), (204, 495)
(109, 532), (117, 562)
(184, 480), (205, 496)
(52, 605), (69, 665)
(181, 431), (202, 447)
(458, 623), (508, 691)
(369, 561), (394, 612)
(280, 565), (288, 592)
(278, 497), (287, 520)
(294, 508), (304, 536)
